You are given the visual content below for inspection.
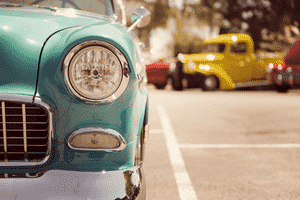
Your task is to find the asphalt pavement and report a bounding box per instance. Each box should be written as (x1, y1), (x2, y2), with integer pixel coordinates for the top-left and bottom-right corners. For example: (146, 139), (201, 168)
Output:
(144, 84), (300, 200)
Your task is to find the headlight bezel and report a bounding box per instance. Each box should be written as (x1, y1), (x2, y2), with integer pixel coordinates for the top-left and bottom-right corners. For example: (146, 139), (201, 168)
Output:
(63, 40), (130, 103)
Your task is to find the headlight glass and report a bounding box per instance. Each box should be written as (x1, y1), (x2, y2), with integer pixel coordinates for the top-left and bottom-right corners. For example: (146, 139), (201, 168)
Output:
(68, 46), (123, 100)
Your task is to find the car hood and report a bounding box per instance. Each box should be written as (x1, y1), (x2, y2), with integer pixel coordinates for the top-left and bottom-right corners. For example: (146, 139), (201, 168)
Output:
(179, 53), (225, 63)
(0, 5), (110, 96)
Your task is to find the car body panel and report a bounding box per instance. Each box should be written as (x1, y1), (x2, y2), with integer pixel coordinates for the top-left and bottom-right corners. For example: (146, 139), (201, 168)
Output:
(285, 39), (300, 65)
(196, 64), (235, 89)
(146, 59), (169, 85)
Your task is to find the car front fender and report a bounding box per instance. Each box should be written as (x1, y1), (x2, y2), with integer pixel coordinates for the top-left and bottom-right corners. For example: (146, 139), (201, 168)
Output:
(197, 65), (235, 89)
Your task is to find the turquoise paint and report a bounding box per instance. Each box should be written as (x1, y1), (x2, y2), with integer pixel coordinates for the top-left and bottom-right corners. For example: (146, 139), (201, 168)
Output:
(35, 20), (147, 171)
(0, 5), (148, 172)
(0, 7), (110, 96)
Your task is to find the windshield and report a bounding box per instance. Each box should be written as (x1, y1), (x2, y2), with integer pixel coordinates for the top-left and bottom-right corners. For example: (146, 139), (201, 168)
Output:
(1, 0), (114, 16)
(202, 43), (226, 54)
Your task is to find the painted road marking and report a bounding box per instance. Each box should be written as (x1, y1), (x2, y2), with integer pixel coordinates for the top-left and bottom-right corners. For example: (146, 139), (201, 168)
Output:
(157, 106), (198, 200)
(179, 144), (300, 148)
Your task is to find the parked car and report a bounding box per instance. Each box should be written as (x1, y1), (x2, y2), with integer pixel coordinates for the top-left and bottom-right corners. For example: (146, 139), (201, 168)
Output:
(146, 59), (170, 89)
(170, 34), (284, 91)
(268, 39), (300, 93)
(0, 1), (150, 199)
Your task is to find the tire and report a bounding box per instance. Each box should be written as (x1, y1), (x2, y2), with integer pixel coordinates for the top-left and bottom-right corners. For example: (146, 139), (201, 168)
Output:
(202, 75), (219, 91)
(276, 84), (290, 93)
(186, 74), (198, 88)
(154, 82), (167, 89)
(171, 61), (183, 91)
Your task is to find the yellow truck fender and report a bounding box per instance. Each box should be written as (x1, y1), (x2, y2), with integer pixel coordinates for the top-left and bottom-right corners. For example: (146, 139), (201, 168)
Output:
(197, 64), (235, 90)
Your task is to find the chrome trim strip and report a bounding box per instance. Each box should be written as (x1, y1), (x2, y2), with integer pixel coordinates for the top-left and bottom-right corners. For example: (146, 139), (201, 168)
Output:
(235, 80), (271, 88)
(63, 40), (130, 104)
(22, 104), (28, 161)
(0, 94), (53, 166)
(1, 102), (7, 161)
(67, 127), (126, 151)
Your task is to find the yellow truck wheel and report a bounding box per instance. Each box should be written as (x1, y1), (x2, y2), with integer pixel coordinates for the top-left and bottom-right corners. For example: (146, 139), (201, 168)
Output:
(171, 61), (184, 91)
(202, 75), (219, 91)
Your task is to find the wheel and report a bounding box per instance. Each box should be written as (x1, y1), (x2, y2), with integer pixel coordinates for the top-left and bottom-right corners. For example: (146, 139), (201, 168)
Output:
(171, 61), (183, 91)
(154, 82), (167, 89)
(276, 84), (290, 93)
(186, 74), (198, 88)
(202, 75), (219, 91)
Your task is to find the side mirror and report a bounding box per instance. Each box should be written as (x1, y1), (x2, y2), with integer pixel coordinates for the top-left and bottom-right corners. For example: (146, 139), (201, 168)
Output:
(128, 7), (151, 32)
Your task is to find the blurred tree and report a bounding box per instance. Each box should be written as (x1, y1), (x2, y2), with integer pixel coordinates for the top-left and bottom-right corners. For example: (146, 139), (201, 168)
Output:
(220, 0), (300, 52)
(124, 0), (171, 47)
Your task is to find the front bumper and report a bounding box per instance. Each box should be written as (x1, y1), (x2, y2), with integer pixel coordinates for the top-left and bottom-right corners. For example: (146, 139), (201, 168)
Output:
(271, 72), (295, 86)
(0, 166), (145, 200)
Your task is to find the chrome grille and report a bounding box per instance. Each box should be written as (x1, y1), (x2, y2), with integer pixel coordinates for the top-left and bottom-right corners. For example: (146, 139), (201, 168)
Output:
(0, 100), (50, 163)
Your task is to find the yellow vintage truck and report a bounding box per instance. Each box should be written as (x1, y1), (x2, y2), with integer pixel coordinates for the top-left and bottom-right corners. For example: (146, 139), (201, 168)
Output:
(170, 33), (285, 91)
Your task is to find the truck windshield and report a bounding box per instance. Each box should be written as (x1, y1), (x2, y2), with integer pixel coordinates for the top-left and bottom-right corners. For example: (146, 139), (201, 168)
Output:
(202, 43), (226, 54)
(1, 0), (113, 16)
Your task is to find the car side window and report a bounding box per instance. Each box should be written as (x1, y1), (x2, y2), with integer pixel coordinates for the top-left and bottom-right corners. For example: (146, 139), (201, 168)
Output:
(202, 43), (226, 53)
(230, 42), (247, 54)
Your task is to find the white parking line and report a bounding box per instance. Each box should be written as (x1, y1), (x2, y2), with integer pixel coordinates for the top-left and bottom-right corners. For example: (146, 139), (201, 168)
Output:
(157, 106), (198, 200)
(179, 144), (300, 148)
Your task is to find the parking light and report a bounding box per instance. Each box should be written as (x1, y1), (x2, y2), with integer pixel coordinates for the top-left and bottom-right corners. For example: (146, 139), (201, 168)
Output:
(68, 128), (126, 151)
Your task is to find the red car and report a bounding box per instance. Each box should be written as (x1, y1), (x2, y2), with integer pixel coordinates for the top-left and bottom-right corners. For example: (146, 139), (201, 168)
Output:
(146, 59), (170, 89)
(268, 40), (300, 92)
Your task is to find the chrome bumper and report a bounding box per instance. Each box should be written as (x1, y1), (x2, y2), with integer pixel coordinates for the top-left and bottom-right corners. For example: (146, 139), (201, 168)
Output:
(0, 166), (145, 200)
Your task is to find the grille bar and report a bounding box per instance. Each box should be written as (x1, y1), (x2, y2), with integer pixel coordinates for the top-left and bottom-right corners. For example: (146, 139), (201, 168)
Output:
(22, 104), (28, 161)
(2, 102), (7, 161)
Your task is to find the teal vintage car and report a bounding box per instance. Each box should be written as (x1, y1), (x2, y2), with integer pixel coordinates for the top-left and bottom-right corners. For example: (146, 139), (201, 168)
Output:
(0, 0), (150, 199)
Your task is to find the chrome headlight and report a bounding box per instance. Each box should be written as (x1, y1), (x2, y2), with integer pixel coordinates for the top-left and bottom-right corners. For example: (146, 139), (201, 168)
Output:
(64, 41), (129, 102)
